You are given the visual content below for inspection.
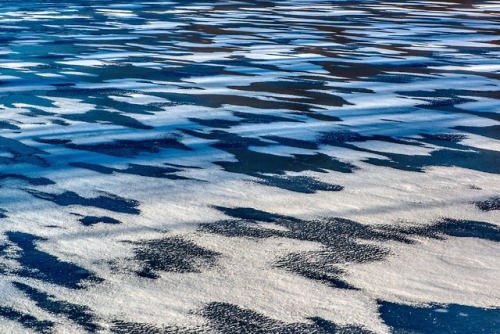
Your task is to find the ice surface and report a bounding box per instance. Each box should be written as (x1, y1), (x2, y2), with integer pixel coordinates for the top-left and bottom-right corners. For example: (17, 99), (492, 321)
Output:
(0, 0), (499, 333)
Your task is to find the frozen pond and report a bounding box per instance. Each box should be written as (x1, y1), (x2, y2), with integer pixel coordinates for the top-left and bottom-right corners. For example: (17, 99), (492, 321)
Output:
(0, 0), (499, 333)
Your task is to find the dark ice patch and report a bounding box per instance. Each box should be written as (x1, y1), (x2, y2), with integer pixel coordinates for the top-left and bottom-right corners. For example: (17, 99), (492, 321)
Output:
(184, 129), (354, 191)
(0, 306), (54, 334)
(79, 216), (121, 226)
(275, 252), (359, 290)
(13, 282), (101, 333)
(214, 206), (285, 223)
(131, 236), (220, 278)
(189, 111), (302, 129)
(1, 232), (101, 289)
(257, 175), (343, 194)
(47, 88), (165, 116)
(51, 119), (71, 126)
(217, 150), (356, 176)
(198, 302), (373, 334)
(417, 132), (469, 149)
(70, 162), (190, 180)
(203, 208), (500, 289)
(199, 93), (325, 112)
(0, 121), (20, 130)
(454, 125), (500, 141)
(319, 130), (367, 145)
(372, 73), (428, 84)
(379, 301), (500, 334)
(112, 321), (191, 334)
(0, 173), (54, 186)
(420, 133), (467, 143)
(112, 302), (374, 334)
(364, 146), (500, 174)
(188, 117), (240, 129)
(62, 109), (153, 130)
(183, 129), (268, 149)
(0, 136), (48, 167)
(304, 112), (341, 122)
(34, 138), (71, 145)
(319, 131), (420, 148)
(229, 79), (351, 109)
(380, 218), (500, 243)
(397, 89), (478, 109)
(25, 189), (140, 214)
(263, 135), (318, 150)
(475, 197), (500, 212)
(232, 111), (302, 124)
(352, 130), (500, 174)
(36, 135), (191, 158)
(201, 212), (394, 289)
